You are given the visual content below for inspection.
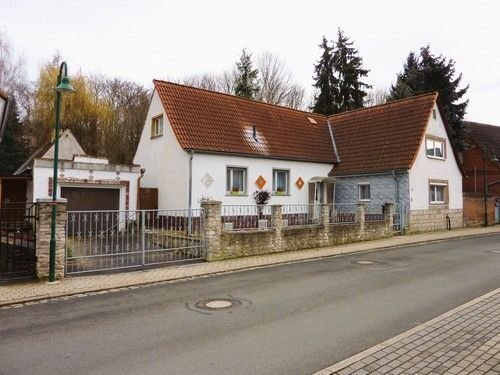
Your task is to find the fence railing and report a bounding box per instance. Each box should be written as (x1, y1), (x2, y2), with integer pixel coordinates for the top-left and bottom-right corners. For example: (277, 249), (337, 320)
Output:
(221, 205), (272, 231)
(282, 204), (321, 227)
(363, 203), (386, 222)
(329, 203), (357, 223)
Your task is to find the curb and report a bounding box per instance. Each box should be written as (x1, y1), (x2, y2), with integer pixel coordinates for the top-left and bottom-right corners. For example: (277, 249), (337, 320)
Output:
(1, 229), (499, 307)
(313, 287), (500, 374)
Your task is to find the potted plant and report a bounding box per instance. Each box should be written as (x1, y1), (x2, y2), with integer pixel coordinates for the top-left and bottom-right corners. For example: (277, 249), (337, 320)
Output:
(253, 190), (271, 228)
(231, 186), (240, 195)
(275, 187), (285, 195)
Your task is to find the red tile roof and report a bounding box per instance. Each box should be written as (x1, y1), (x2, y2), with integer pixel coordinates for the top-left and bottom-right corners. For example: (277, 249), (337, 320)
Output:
(328, 93), (438, 175)
(464, 121), (500, 165)
(153, 80), (338, 163)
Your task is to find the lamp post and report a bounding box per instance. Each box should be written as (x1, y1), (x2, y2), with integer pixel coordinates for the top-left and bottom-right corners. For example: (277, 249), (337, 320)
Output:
(49, 61), (75, 282)
(482, 151), (499, 227)
(0, 91), (9, 144)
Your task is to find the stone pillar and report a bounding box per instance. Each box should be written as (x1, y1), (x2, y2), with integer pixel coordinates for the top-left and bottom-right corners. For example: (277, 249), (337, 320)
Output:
(320, 204), (330, 225)
(271, 205), (283, 229)
(384, 202), (395, 229)
(200, 200), (222, 261)
(356, 203), (366, 232)
(36, 198), (67, 281)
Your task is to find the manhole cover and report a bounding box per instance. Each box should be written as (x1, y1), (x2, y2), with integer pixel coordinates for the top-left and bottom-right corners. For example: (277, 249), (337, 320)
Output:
(195, 298), (242, 311)
(355, 260), (375, 265)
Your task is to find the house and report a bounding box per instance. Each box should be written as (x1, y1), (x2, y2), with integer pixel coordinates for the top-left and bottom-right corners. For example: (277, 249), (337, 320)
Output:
(329, 93), (464, 233)
(134, 81), (463, 232)
(11, 129), (141, 212)
(461, 121), (500, 225)
(133, 80), (339, 215)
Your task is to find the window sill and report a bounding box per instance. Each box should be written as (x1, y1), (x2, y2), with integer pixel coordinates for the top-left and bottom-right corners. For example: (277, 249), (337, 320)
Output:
(272, 193), (290, 196)
(429, 202), (448, 206)
(426, 155), (445, 161)
(225, 193), (249, 197)
(150, 134), (163, 139)
(358, 199), (371, 202)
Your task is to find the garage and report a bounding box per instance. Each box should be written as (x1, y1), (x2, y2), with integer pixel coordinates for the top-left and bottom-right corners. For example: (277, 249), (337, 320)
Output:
(61, 187), (120, 211)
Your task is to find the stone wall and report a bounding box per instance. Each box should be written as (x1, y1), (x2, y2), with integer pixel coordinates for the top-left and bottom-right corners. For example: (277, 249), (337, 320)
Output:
(463, 193), (497, 227)
(408, 207), (463, 233)
(35, 199), (67, 280)
(202, 201), (394, 261)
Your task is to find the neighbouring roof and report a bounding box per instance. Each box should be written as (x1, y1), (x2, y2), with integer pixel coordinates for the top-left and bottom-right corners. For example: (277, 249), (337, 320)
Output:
(464, 121), (500, 165)
(328, 93), (439, 176)
(153, 80), (338, 163)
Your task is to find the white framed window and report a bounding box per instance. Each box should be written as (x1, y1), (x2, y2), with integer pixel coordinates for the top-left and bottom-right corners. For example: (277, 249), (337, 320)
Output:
(426, 137), (445, 159)
(273, 169), (289, 194)
(429, 181), (448, 204)
(151, 115), (163, 137)
(358, 183), (370, 201)
(226, 167), (247, 194)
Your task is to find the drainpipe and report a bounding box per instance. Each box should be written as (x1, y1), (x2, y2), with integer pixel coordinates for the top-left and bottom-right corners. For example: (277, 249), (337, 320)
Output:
(188, 151), (194, 235)
(392, 170), (402, 229)
(136, 168), (146, 210)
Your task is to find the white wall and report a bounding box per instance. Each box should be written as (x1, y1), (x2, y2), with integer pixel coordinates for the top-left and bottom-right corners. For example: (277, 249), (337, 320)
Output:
(191, 152), (332, 209)
(133, 90), (189, 209)
(32, 165), (139, 211)
(409, 104), (463, 210)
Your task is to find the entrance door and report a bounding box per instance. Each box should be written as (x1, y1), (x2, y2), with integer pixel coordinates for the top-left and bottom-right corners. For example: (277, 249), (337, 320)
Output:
(495, 198), (500, 224)
(308, 182), (322, 220)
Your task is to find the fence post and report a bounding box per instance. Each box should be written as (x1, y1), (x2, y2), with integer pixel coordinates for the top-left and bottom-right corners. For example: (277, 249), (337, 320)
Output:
(271, 205), (283, 229)
(384, 202), (394, 230)
(35, 198), (67, 281)
(200, 200), (222, 261)
(320, 204), (330, 225)
(141, 210), (146, 266)
(356, 203), (366, 233)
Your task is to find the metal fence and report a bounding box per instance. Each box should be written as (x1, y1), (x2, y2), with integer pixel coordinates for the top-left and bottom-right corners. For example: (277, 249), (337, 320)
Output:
(221, 205), (272, 231)
(363, 203), (386, 222)
(282, 204), (321, 226)
(0, 202), (37, 280)
(66, 208), (205, 275)
(330, 203), (357, 224)
(393, 203), (406, 233)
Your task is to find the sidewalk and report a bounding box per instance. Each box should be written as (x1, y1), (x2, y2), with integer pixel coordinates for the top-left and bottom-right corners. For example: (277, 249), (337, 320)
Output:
(314, 288), (500, 375)
(1, 226), (499, 307)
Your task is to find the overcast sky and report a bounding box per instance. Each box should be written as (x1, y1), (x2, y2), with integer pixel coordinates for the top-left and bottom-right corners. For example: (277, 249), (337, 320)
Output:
(2, 0), (499, 124)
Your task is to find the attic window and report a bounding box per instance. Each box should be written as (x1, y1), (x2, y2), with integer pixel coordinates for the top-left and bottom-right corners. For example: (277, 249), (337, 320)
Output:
(307, 117), (317, 124)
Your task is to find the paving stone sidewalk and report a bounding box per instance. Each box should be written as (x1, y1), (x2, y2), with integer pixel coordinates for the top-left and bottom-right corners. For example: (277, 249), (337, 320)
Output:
(1, 226), (499, 307)
(314, 288), (500, 375)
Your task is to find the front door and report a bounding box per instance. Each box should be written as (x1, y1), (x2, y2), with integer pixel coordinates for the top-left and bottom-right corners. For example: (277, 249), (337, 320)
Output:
(308, 182), (322, 219)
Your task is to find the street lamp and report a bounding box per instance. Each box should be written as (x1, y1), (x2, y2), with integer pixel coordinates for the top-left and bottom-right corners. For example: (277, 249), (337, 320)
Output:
(49, 61), (75, 282)
(0, 90), (9, 144)
(482, 151), (499, 227)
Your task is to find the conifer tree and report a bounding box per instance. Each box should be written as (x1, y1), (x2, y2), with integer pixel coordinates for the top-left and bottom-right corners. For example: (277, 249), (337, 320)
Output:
(388, 46), (469, 148)
(234, 49), (260, 99)
(331, 29), (371, 113)
(0, 98), (28, 175)
(312, 36), (336, 115)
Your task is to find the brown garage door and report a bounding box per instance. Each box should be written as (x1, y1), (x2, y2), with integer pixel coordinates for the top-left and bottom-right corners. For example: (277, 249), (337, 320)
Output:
(61, 187), (120, 211)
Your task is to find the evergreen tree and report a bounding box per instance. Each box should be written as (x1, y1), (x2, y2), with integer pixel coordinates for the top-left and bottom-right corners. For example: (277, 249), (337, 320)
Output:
(312, 36), (336, 115)
(0, 97), (28, 175)
(234, 49), (260, 99)
(388, 46), (469, 149)
(331, 29), (371, 113)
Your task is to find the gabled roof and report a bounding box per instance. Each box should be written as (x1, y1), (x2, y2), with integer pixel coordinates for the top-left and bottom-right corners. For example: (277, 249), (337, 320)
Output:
(328, 93), (438, 176)
(153, 80), (338, 163)
(464, 121), (500, 166)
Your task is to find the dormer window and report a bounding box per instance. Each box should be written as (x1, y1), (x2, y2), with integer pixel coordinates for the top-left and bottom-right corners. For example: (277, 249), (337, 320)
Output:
(426, 136), (445, 159)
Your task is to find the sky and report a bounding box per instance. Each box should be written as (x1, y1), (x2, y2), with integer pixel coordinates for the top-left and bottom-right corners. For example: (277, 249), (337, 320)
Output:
(1, 0), (500, 125)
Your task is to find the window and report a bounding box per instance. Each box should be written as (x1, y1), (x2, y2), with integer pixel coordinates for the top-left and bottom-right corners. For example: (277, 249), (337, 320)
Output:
(273, 169), (289, 194)
(426, 137), (445, 159)
(358, 183), (370, 201)
(151, 115), (163, 137)
(226, 167), (247, 194)
(429, 181), (448, 204)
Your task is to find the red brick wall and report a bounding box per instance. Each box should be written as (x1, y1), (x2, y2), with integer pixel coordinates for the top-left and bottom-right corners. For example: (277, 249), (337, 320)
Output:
(463, 193), (496, 227)
(462, 142), (500, 195)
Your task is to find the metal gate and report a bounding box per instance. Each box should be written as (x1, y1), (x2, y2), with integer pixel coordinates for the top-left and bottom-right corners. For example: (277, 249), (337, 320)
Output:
(0, 202), (37, 281)
(65, 208), (205, 275)
(393, 203), (406, 233)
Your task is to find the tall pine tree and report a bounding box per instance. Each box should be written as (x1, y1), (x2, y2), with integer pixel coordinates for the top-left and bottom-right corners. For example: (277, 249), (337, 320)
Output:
(388, 46), (469, 149)
(0, 97), (28, 175)
(312, 36), (336, 115)
(234, 49), (260, 99)
(331, 29), (371, 113)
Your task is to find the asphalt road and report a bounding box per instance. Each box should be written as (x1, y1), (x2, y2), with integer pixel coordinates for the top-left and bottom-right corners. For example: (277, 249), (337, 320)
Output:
(1, 234), (499, 375)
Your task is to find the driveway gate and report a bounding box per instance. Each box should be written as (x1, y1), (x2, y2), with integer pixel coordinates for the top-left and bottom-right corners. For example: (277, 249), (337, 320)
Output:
(393, 203), (406, 233)
(0, 202), (37, 281)
(65, 209), (205, 275)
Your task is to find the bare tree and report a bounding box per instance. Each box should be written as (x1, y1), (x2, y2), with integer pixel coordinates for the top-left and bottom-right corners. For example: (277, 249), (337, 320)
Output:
(365, 87), (389, 107)
(182, 70), (236, 94)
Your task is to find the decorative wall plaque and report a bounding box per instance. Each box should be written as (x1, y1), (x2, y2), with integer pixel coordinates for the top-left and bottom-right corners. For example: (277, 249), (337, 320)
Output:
(201, 173), (214, 188)
(255, 175), (266, 189)
(295, 177), (305, 190)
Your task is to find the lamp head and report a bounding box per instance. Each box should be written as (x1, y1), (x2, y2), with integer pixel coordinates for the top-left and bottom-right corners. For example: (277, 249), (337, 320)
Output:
(492, 152), (499, 163)
(56, 76), (76, 93)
